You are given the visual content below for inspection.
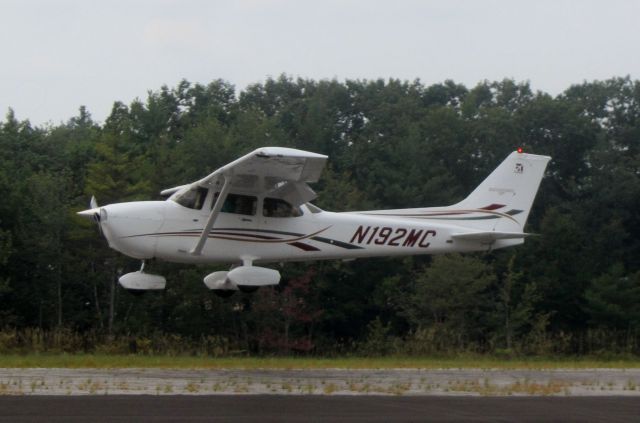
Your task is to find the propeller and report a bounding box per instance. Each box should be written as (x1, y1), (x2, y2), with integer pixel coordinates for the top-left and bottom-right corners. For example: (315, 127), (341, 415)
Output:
(77, 196), (103, 234)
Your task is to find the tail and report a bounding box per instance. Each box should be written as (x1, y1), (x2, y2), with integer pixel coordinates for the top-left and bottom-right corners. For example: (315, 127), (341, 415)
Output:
(452, 151), (551, 233)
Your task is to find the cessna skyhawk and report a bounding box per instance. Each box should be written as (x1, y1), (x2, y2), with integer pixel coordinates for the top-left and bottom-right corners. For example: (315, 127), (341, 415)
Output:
(78, 147), (550, 296)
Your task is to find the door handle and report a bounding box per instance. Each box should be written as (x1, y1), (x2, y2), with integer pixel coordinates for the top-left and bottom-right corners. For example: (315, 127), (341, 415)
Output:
(241, 218), (252, 222)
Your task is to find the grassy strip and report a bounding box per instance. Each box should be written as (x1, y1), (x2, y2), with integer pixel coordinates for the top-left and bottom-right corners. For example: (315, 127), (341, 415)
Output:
(0, 354), (639, 369)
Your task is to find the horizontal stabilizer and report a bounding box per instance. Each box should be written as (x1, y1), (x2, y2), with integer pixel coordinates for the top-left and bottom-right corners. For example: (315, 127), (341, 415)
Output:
(451, 231), (531, 242)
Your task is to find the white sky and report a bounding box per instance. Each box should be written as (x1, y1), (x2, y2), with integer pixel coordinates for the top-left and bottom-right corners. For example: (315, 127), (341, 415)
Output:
(1, 0), (638, 126)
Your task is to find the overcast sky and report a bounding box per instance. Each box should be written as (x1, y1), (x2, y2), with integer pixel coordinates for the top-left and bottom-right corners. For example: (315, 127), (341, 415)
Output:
(1, 0), (638, 126)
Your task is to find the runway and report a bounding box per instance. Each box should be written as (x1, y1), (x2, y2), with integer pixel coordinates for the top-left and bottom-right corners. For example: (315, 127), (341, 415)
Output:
(2, 368), (639, 421)
(1, 395), (639, 422)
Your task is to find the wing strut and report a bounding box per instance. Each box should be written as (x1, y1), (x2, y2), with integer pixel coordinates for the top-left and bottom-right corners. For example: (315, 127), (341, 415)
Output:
(190, 174), (232, 256)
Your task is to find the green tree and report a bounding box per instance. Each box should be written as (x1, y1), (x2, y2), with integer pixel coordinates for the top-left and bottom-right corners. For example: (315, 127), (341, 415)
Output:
(401, 254), (496, 345)
(584, 264), (640, 330)
(496, 255), (546, 351)
(85, 133), (152, 204)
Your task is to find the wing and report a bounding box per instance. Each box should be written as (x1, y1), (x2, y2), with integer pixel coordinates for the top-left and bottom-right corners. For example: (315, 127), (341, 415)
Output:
(162, 147), (328, 205)
(161, 147), (328, 256)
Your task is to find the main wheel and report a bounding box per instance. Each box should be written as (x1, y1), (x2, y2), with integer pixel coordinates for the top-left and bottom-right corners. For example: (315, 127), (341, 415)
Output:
(238, 285), (259, 294)
(213, 289), (236, 298)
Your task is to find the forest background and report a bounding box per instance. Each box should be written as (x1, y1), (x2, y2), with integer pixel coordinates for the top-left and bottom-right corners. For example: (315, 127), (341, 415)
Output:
(0, 76), (638, 357)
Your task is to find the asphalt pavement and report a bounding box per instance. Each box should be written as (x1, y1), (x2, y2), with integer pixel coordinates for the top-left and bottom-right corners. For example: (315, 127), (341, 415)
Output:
(1, 395), (639, 422)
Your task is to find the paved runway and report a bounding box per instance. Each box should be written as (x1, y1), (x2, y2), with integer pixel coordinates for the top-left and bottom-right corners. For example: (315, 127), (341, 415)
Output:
(1, 395), (639, 422)
(2, 368), (639, 421)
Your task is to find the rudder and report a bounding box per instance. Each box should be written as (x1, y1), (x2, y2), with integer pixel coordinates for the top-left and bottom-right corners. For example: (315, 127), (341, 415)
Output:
(453, 151), (551, 232)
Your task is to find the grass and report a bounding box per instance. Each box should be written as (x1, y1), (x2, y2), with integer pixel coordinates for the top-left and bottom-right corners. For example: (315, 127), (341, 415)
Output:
(0, 354), (639, 369)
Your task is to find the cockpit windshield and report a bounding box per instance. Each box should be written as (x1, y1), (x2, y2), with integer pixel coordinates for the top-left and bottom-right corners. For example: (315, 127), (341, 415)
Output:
(173, 186), (208, 210)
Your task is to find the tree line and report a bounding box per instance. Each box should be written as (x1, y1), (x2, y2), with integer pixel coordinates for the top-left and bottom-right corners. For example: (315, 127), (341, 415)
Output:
(0, 76), (638, 356)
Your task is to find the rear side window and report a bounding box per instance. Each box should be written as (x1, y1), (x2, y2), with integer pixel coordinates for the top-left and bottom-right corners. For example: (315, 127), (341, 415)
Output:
(213, 192), (257, 216)
(263, 198), (302, 218)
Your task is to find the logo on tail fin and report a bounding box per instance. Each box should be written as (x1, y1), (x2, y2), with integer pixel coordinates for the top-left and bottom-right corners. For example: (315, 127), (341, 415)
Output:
(514, 163), (524, 174)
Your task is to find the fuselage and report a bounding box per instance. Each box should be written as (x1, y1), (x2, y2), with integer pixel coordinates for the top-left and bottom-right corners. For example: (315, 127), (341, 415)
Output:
(98, 198), (521, 265)
(79, 147), (549, 292)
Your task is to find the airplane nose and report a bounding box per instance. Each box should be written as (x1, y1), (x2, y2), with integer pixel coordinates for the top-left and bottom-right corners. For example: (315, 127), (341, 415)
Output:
(77, 207), (109, 238)
(97, 208), (116, 243)
(82, 205), (125, 253)
(95, 202), (165, 259)
(78, 206), (115, 243)
(77, 207), (100, 219)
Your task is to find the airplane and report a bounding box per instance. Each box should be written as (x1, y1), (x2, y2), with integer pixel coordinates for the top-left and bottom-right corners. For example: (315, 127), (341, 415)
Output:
(78, 147), (550, 297)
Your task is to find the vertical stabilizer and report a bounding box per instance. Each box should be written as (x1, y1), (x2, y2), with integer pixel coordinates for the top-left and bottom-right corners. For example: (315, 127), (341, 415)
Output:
(453, 151), (551, 232)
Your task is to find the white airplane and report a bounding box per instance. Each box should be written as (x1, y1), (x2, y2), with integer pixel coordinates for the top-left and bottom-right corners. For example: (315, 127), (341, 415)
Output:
(78, 147), (550, 296)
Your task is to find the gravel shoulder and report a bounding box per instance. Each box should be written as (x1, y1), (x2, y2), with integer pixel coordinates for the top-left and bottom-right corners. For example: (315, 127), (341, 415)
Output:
(2, 368), (640, 396)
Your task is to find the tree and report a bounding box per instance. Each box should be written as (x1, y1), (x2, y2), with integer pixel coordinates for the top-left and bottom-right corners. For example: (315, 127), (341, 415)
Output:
(584, 264), (640, 330)
(11, 172), (69, 328)
(85, 133), (152, 204)
(0, 225), (13, 324)
(400, 254), (496, 346)
(496, 255), (546, 351)
(250, 267), (323, 353)
(1, 76), (640, 355)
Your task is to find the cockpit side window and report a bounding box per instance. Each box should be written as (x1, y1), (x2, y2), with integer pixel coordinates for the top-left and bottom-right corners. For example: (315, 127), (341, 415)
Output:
(173, 186), (209, 210)
(213, 192), (257, 216)
(263, 197), (302, 218)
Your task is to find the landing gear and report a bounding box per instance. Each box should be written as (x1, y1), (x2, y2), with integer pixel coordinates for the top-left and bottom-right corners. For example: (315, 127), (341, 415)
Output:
(238, 285), (259, 294)
(213, 289), (236, 298)
(204, 270), (238, 298)
(203, 261), (280, 296)
(118, 260), (166, 291)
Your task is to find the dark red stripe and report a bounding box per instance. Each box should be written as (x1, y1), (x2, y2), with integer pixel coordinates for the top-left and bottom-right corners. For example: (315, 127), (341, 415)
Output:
(212, 231), (280, 240)
(480, 203), (506, 210)
(288, 242), (320, 251)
